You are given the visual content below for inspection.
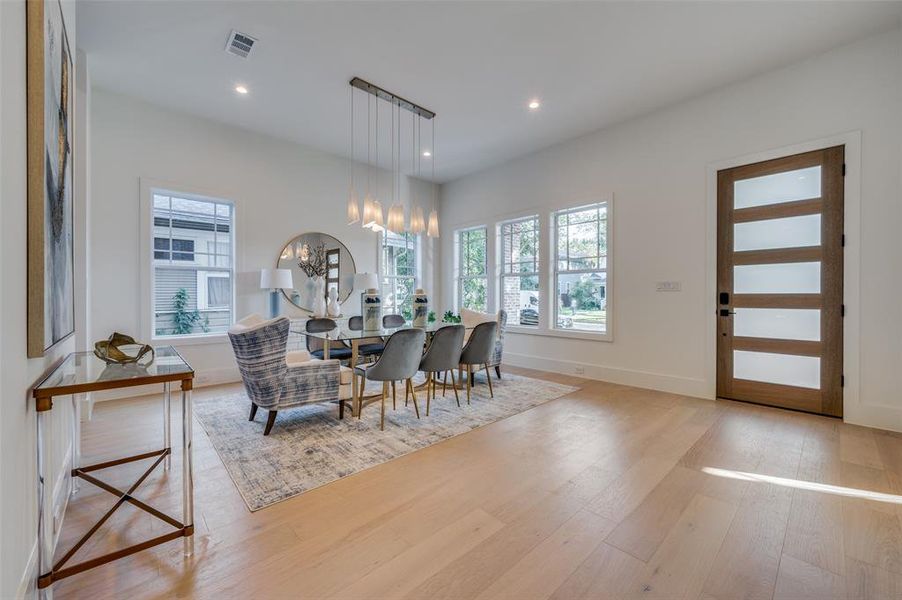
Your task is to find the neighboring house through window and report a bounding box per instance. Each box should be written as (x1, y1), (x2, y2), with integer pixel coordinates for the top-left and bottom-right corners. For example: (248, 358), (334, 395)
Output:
(152, 191), (234, 337)
(499, 215), (540, 327)
(381, 230), (418, 320)
(553, 202), (609, 333)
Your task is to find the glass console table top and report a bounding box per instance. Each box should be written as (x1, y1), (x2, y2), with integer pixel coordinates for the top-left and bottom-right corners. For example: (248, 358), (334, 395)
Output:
(34, 346), (194, 402)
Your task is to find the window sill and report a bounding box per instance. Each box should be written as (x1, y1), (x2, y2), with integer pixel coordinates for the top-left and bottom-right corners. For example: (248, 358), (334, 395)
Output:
(152, 333), (230, 347)
(505, 325), (612, 342)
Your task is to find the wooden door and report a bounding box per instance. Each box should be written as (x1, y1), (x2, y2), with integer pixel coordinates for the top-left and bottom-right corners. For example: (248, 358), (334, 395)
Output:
(717, 146), (844, 416)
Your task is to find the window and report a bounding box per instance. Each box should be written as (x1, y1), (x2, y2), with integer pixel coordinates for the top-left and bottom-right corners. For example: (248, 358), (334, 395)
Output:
(152, 192), (234, 337)
(553, 202), (608, 333)
(381, 230), (418, 319)
(154, 237), (195, 261)
(499, 215), (540, 327)
(456, 227), (487, 312)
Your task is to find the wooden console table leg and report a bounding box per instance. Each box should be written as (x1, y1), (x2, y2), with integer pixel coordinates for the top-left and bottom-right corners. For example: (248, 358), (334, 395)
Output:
(181, 379), (195, 556)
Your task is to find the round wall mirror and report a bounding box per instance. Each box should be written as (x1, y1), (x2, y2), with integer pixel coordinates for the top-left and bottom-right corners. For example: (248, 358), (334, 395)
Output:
(277, 232), (357, 312)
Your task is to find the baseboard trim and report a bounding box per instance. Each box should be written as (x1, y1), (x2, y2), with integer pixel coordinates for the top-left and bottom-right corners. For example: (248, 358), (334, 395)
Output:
(504, 352), (710, 399)
(90, 366), (240, 404)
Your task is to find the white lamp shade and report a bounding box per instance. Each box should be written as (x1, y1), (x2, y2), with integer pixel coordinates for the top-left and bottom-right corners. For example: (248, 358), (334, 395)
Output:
(260, 268), (293, 290)
(354, 272), (379, 291)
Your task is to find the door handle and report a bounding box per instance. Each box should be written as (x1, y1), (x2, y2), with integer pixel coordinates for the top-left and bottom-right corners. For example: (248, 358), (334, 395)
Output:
(719, 309), (735, 317)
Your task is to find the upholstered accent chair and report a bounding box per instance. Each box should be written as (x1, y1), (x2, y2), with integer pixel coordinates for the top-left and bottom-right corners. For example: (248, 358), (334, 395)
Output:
(458, 321), (498, 404)
(228, 314), (354, 435)
(418, 324), (465, 415)
(354, 328), (426, 430)
(460, 308), (507, 378)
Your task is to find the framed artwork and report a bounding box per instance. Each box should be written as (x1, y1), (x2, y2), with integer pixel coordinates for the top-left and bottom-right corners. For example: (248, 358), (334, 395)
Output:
(27, 0), (75, 357)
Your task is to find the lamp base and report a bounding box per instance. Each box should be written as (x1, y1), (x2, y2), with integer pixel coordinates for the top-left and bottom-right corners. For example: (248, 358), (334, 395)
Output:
(269, 290), (281, 319)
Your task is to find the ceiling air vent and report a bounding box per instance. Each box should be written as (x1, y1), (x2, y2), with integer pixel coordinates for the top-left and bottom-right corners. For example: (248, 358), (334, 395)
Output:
(225, 30), (257, 59)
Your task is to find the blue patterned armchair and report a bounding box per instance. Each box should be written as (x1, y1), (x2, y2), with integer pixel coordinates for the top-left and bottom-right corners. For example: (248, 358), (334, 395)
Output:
(228, 315), (353, 435)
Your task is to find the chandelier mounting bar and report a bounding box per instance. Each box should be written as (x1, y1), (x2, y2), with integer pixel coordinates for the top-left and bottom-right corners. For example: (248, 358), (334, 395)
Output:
(349, 77), (435, 120)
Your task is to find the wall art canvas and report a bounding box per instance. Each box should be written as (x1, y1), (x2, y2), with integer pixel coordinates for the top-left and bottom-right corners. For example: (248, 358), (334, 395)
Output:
(27, 0), (75, 357)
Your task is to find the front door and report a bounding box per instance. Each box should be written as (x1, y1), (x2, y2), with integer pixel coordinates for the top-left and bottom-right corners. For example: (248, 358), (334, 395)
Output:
(716, 146), (844, 416)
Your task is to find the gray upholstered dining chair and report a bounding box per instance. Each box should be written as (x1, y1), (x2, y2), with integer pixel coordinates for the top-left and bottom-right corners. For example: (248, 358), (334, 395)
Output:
(347, 315), (385, 362)
(306, 318), (353, 362)
(458, 321), (498, 404)
(418, 325), (465, 415)
(228, 315), (353, 434)
(383, 313), (406, 328)
(354, 328), (426, 430)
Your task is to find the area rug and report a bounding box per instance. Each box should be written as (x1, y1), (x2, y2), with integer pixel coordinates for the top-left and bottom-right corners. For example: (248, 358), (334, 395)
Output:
(193, 373), (577, 511)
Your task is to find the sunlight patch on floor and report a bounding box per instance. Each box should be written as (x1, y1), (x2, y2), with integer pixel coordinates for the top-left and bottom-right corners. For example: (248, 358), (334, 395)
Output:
(702, 466), (902, 505)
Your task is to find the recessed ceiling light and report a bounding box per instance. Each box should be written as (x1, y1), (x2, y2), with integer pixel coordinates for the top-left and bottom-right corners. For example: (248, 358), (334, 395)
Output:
(528, 99), (541, 110)
(422, 151), (432, 157)
(234, 84), (249, 95)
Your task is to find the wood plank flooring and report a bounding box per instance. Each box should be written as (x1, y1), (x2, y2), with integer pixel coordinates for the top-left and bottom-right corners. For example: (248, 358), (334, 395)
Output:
(52, 367), (902, 599)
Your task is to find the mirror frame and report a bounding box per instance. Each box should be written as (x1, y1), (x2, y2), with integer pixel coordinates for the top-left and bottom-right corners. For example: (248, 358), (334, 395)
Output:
(277, 232), (357, 312)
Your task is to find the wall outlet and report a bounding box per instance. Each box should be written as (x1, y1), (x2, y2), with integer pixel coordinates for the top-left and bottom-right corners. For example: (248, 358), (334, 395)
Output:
(656, 281), (682, 292)
(575, 366), (585, 375)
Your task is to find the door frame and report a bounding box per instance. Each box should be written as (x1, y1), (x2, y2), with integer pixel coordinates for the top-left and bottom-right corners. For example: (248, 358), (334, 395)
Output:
(704, 131), (861, 422)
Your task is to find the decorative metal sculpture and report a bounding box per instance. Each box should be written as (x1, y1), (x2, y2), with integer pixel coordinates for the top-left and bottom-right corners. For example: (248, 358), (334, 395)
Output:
(94, 332), (155, 365)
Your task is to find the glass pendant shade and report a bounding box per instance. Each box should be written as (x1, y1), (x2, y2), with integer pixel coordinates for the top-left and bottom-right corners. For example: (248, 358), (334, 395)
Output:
(427, 208), (439, 237)
(387, 203), (405, 233)
(409, 205), (426, 235)
(347, 188), (360, 224)
(362, 194), (375, 228)
(370, 200), (384, 231)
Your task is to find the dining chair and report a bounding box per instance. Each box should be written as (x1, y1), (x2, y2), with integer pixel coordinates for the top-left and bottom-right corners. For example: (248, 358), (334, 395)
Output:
(346, 316), (384, 362)
(354, 328), (426, 430)
(418, 325), (465, 415)
(383, 314), (406, 328)
(458, 321), (498, 404)
(306, 318), (353, 362)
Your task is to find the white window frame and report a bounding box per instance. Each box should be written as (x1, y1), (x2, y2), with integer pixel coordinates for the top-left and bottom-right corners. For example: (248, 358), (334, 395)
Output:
(378, 229), (420, 317)
(455, 225), (488, 313)
(140, 179), (237, 344)
(197, 271), (231, 310)
(498, 214), (541, 328)
(552, 201), (611, 339)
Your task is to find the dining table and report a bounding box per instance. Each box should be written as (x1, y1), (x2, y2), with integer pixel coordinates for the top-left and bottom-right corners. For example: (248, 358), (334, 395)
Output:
(291, 321), (473, 414)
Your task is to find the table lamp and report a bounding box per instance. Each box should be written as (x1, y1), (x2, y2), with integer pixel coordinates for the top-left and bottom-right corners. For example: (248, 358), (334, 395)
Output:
(260, 268), (293, 318)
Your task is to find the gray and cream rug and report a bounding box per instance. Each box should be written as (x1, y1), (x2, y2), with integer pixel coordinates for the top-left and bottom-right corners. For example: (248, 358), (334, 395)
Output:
(194, 373), (577, 511)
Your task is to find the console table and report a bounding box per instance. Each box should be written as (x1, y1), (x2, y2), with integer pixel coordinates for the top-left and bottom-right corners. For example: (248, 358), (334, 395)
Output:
(32, 346), (195, 597)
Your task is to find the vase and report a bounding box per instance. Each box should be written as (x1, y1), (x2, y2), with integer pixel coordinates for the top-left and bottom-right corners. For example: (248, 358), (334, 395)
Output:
(312, 276), (327, 318)
(412, 288), (428, 327)
(363, 288), (382, 331)
(327, 287), (341, 317)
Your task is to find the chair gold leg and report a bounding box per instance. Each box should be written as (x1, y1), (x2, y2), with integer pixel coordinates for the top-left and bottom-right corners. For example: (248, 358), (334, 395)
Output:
(466, 365), (471, 405)
(484, 364), (494, 398)
(392, 381), (396, 410)
(357, 373), (365, 419)
(409, 378), (420, 419)
(381, 381), (388, 430)
(442, 371), (448, 397)
(426, 373), (431, 417)
(450, 370), (460, 407)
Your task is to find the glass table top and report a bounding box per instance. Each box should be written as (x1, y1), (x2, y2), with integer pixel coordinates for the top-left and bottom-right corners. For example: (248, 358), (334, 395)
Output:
(34, 346), (193, 398)
(292, 321), (469, 342)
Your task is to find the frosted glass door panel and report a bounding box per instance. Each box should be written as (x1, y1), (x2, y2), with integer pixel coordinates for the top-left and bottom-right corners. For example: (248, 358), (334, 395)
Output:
(733, 351), (820, 389)
(734, 262), (820, 294)
(734, 166), (821, 209)
(733, 308), (820, 341)
(734, 214), (821, 251)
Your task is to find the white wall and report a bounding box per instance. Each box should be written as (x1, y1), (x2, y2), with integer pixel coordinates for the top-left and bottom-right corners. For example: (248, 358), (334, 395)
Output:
(440, 28), (902, 431)
(89, 90), (439, 384)
(1, 1), (83, 597)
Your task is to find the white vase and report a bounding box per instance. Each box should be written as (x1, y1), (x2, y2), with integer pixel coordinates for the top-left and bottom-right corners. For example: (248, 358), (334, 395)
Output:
(312, 277), (327, 318)
(412, 288), (428, 327)
(363, 288), (382, 331)
(327, 287), (341, 317)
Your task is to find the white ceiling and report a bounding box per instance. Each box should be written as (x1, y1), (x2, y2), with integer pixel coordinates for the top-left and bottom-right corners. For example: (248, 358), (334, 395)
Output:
(77, 1), (902, 182)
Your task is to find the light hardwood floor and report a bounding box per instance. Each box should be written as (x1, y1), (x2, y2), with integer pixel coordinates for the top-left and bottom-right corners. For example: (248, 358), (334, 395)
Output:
(52, 367), (902, 599)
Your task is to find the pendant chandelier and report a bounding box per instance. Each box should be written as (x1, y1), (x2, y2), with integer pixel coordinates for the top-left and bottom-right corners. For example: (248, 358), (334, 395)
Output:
(347, 77), (438, 238)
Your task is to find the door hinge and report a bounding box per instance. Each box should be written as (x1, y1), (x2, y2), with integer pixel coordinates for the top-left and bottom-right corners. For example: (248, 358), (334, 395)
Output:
(842, 163), (846, 176)
(841, 375), (845, 387)
(841, 234), (845, 247)
(841, 304), (845, 317)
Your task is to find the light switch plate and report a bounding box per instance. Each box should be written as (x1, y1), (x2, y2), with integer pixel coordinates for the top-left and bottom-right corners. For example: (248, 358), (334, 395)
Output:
(656, 281), (682, 292)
